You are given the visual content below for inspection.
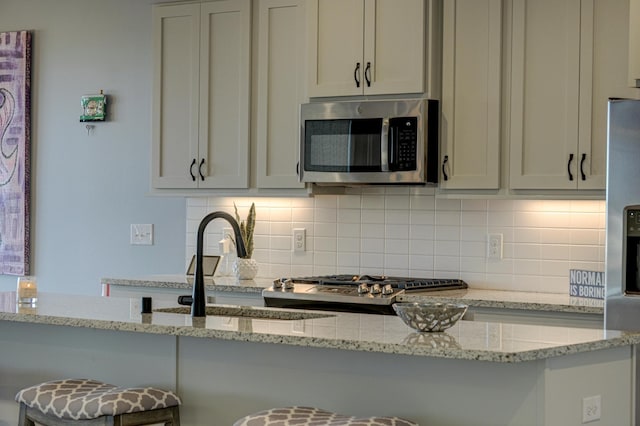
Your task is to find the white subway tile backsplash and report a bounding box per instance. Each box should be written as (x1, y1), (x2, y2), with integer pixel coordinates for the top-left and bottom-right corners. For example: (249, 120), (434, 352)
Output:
(314, 237), (337, 252)
(384, 254), (409, 270)
(385, 209), (409, 224)
(337, 237), (360, 252)
(314, 195), (337, 209)
(314, 222), (338, 237)
(361, 238), (384, 253)
(434, 225), (460, 241)
(337, 194), (362, 209)
(435, 198), (462, 211)
(361, 252), (384, 268)
(409, 210), (435, 225)
(409, 224), (434, 240)
(187, 197), (606, 294)
(409, 194), (435, 210)
(385, 224), (409, 239)
(362, 223), (385, 238)
(337, 209), (361, 224)
(362, 194), (385, 210)
(385, 195), (410, 210)
(384, 239), (409, 255)
(361, 209), (385, 224)
(409, 239), (434, 255)
(435, 211), (461, 226)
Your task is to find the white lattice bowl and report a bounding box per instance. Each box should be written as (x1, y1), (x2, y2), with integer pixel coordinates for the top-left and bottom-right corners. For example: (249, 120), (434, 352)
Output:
(393, 302), (468, 332)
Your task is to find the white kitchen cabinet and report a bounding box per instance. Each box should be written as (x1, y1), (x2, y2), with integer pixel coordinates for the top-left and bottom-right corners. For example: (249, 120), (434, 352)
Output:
(255, 0), (306, 188)
(307, 0), (426, 97)
(152, 0), (250, 189)
(509, 0), (634, 191)
(629, 0), (640, 87)
(439, 0), (501, 189)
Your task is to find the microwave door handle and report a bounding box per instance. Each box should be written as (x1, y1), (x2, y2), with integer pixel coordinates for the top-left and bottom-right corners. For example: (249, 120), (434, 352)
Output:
(381, 119), (390, 172)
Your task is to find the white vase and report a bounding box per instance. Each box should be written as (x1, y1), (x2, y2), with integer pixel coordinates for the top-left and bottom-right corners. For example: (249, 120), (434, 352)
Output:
(233, 258), (258, 280)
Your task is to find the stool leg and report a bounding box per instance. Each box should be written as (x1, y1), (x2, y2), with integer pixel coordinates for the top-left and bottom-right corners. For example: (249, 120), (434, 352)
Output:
(18, 403), (36, 426)
(18, 402), (36, 426)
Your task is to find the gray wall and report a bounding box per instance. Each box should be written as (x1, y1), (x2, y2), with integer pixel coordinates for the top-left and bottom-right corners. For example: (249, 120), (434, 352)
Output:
(0, 0), (186, 294)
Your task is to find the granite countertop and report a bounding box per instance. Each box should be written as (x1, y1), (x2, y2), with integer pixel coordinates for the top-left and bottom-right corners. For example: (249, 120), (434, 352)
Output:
(399, 288), (604, 314)
(0, 291), (631, 363)
(102, 275), (271, 294)
(102, 275), (604, 315)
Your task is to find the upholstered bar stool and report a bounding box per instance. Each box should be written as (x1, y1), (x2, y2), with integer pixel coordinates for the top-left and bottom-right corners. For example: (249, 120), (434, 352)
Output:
(233, 406), (418, 426)
(15, 378), (181, 425)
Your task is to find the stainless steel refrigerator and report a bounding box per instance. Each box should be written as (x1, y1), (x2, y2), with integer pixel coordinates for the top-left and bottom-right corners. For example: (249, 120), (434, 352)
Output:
(606, 98), (640, 331)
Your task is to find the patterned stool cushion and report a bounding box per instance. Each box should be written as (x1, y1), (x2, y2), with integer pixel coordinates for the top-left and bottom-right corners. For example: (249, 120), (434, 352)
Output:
(233, 406), (418, 426)
(15, 378), (181, 421)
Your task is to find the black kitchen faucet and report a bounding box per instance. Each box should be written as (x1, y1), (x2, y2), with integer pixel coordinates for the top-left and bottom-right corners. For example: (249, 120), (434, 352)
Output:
(189, 211), (247, 317)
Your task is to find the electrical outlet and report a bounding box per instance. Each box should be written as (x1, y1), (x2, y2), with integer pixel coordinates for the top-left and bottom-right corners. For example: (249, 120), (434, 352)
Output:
(488, 233), (503, 259)
(582, 395), (601, 423)
(130, 224), (153, 245)
(293, 228), (306, 252)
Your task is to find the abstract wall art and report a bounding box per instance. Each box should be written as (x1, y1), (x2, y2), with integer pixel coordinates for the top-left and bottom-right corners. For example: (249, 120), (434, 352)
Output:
(0, 31), (32, 275)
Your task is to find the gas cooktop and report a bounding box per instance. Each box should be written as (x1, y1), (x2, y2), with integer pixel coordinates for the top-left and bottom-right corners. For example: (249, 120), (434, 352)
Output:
(262, 274), (468, 315)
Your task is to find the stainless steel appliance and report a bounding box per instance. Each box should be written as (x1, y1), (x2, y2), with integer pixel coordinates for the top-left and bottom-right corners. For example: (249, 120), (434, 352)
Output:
(299, 99), (439, 185)
(262, 274), (468, 315)
(606, 98), (640, 331)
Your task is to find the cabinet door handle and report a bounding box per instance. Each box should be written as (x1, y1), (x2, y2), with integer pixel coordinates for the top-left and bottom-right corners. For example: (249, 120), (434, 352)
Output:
(198, 158), (205, 181)
(354, 62), (361, 88)
(296, 162), (300, 176)
(190, 158), (197, 181)
(364, 62), (371, 87)
(567, 153), (574, 181)
(580, 153), (587, 181)
(442, 155), (449, 181)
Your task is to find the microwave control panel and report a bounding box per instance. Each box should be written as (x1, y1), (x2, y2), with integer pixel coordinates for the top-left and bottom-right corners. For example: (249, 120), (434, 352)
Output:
(388, 117), (417, 171)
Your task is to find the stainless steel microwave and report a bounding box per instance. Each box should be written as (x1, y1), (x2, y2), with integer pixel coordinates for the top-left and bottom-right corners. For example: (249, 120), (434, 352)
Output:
(299, 99), (438, 185)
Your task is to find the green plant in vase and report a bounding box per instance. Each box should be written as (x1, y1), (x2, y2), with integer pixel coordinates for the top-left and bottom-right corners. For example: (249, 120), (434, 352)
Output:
(233, 202), (258, 280)
(234, 202), (255, 258)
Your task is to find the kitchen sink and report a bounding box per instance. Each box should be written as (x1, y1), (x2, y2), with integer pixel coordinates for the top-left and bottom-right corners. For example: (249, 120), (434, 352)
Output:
(153, 305), (334, 321)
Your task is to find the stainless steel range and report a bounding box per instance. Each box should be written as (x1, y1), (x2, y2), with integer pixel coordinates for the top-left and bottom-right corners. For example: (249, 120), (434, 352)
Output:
(262, 274), (468, 315)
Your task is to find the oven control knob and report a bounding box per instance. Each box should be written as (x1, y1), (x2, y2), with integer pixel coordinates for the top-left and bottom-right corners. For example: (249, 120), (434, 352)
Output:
(282, 279), (294, 290)
(357, 283), (369, 294)
(382, 284), (394, 295)
(370, 283), (382, 294)
(272, 279), (283, 289)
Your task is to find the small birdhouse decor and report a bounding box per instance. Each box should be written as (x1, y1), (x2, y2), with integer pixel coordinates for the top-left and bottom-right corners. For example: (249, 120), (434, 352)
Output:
(80, 91), (106, 122)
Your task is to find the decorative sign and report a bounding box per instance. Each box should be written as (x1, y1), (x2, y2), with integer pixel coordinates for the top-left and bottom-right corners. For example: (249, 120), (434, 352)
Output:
(569, 269), (605, 299)
(0, 30), (32, 275)
(80, 92), (106, 122)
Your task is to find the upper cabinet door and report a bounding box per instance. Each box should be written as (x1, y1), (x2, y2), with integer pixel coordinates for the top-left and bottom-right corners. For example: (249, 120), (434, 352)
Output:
(307, 0), (426, 97)
(363, 0), (425, 95)
(151, 0), (250, 190)
(579, 0), (637, 190)
(629, 0), (640, 87)
(307, 0), (365, 97)
(199, 0), (250, 189)
(255, 0), (306, 189)
(440, 0), (501, 190)
(152, 4), (200, 189)
(509, 0), (582, 190)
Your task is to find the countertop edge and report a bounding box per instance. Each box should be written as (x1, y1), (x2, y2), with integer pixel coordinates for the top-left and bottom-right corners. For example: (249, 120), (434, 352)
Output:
(0, 309), (631, 364)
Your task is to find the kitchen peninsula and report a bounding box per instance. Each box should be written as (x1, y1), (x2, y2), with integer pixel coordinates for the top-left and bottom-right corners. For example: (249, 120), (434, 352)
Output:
(0, 291), (634, 425)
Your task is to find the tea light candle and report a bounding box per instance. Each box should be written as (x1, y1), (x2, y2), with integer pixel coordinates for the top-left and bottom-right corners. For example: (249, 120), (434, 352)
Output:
(16, 276), (37, 304)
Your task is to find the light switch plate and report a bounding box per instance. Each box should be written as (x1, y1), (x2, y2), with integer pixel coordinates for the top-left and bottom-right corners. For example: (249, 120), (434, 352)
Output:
(130, 224), (153, 245)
